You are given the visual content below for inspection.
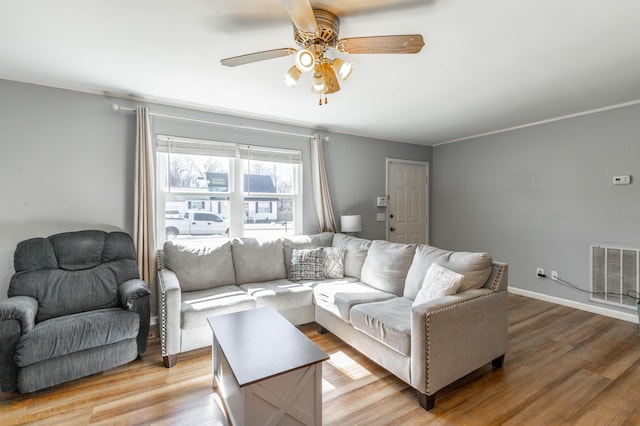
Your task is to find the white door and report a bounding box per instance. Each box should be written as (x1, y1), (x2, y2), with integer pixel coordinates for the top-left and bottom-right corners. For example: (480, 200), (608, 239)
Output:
(387, 159), (429, 244)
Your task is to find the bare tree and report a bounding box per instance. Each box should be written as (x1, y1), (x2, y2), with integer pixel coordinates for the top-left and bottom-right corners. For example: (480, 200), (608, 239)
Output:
(169, 154), (200, 188)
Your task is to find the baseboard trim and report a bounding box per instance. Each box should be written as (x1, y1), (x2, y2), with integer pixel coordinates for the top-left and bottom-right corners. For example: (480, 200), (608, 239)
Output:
(509, 287), (638, 324)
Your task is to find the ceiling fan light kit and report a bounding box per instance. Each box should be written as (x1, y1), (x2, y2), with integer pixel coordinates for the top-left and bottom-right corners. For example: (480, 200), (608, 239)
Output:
(221, 0), (425, 105)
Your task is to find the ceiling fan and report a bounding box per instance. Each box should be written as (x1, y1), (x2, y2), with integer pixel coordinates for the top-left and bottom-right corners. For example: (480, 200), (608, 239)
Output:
(220, 0), (425, 105)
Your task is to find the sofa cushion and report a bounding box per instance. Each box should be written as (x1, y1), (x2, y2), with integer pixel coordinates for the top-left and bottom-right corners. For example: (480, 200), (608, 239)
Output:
(412, 263), (463, 307)
(360, 240), (416, 296)
(181, 285), (255, 329)
(314, 281), (396, 322)
(164, 240), (235, 292)
(323, 247), (346, 279)
(331, 233), (372, 279)
(14, 308), (139, 367)
(350, 297), (412, 356)
(282, 232), (334, 275)
(240, 279), (314, 311)
(232, 238), (286, 284)
(289, 248), (325, 280)
(404, 245), (493, 299)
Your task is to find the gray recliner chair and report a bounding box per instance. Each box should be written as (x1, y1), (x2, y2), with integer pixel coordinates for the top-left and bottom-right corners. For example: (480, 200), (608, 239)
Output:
(0, 230), (151, 393)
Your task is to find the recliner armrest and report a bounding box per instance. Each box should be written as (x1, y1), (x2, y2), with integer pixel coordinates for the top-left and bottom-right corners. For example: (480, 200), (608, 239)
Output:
(118, 279), (151, 354)
(0, 296), (38, 392)
(0, 296), (38, 335)
(119, 279), (151, 310)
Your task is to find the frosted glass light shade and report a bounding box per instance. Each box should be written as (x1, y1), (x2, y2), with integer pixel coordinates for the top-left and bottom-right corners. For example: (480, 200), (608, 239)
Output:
(332, 58), (354, 81)
(282, 65), (302, 87)
(312, 72), (326, 92)
(295, 49), (315, 73)
(341, 215), (362, 233)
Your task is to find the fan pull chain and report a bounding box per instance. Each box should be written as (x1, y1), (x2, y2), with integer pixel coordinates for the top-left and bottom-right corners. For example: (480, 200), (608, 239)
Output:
(324, 95), (328, 104)
(318, 95), (322, 106)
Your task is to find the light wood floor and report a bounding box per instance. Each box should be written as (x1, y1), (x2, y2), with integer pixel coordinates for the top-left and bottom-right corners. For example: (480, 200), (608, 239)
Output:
(2, 294), (640, 425)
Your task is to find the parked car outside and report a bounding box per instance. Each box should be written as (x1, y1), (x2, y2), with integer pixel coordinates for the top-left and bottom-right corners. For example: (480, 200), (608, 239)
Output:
(165, 210), (182, 219)
(166, 210), (229, 238)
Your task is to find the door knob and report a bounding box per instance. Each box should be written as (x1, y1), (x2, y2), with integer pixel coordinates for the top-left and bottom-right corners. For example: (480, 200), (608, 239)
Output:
(390, 227), (395, 232)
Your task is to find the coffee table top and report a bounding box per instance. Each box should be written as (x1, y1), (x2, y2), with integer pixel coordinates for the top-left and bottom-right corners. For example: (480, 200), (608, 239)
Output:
(207, 307), (329, 387)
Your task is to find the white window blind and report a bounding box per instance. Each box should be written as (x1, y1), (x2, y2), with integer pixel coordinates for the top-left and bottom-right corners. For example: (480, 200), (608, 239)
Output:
(156, 135), (237, 158)
(157, 135), (302, 164)
(239, 145), (302, 164)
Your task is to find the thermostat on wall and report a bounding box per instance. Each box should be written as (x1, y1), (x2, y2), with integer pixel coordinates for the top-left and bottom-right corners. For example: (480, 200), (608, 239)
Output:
(613, 175), (632, 185)
(376, 196), (387, 207)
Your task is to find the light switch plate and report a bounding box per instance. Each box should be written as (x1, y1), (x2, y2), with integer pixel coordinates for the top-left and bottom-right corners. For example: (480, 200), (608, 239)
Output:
(613, 175), (631, 185)
(376, 213), (386, 222)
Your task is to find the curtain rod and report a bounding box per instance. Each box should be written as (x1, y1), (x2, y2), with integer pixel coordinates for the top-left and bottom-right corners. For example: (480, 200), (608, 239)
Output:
(110, 103), (321, 140)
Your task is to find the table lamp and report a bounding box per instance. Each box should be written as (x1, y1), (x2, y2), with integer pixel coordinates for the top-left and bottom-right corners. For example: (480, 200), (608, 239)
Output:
(340, 214), (362, 236)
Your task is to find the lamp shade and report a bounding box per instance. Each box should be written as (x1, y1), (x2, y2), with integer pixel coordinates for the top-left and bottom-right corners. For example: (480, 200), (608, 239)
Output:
(341, 215), (362, 233)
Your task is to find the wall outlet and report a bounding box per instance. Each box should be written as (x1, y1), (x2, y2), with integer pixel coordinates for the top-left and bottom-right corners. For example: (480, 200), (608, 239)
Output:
(551, 271), (558, 280)
(536, 268), (545, 278)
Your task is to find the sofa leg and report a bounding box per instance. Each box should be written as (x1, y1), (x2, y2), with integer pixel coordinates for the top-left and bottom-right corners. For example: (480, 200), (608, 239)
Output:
(163, 354), (178, 368)
(316, 323), (329, 335)
(492, 354), (505, 368)
(417, 391), (435, 411)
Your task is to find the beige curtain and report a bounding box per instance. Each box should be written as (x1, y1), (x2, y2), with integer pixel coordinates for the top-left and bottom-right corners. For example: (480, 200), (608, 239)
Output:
(134, 106), (156, 291)
(310, 134), (337, 232)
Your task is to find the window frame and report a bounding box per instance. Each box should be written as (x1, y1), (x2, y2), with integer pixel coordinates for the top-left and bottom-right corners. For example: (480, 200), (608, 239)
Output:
(155, 135), (303, 246)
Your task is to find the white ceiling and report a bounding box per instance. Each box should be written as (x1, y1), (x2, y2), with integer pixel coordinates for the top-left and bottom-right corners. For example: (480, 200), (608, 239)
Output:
(1, 0), (639, 145)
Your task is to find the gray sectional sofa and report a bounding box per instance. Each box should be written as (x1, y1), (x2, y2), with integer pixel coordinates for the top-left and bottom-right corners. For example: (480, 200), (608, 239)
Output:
(157, 232), (508, 410)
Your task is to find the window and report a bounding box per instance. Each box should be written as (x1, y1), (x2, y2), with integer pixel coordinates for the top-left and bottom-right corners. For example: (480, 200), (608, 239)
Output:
(156, 135), (302, 245)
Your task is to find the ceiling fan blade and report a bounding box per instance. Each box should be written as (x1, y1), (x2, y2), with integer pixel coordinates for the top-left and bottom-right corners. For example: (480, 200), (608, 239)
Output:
(337, 34), (425, 54)
(220, 48), (296, 67)
(280, 0), (318, 34)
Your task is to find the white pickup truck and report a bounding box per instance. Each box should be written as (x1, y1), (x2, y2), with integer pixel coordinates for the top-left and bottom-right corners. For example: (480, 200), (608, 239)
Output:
(165, 210), (229, 238)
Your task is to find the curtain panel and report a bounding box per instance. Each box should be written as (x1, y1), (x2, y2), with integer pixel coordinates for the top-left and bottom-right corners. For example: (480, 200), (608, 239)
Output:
(134, 106), (156, 295)
(310, 135), (336, 232)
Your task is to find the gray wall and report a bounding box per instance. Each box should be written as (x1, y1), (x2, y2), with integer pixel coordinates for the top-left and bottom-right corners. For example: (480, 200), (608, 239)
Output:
(0, 80), (136, 303)
(324, 133), (433, 241)
(0, 78), (432, 311)
(432, 103), (640, 315)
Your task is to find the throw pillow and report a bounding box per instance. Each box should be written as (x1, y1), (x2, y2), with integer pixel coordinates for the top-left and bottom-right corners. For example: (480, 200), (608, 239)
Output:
(289, 248), (325, 280)
(323, 247), (346, 279)
(412, 263), (463, 307)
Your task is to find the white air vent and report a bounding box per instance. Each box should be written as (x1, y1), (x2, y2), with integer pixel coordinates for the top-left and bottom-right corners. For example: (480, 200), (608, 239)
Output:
(591, 245), (639, 309)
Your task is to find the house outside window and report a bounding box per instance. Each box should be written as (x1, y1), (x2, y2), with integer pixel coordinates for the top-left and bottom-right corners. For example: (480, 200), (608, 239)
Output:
(156, 135), (302, 245)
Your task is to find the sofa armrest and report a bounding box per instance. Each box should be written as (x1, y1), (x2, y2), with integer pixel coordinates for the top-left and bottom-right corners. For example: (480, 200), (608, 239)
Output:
(410, 289), (508, 396)
(158, 268), (182, 359)
(119, 279), (151, 354)
(0, 296), (38, 391)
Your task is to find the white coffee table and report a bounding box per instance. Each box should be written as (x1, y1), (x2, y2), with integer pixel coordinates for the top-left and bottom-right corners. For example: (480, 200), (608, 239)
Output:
(208, 307), (329, 426)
